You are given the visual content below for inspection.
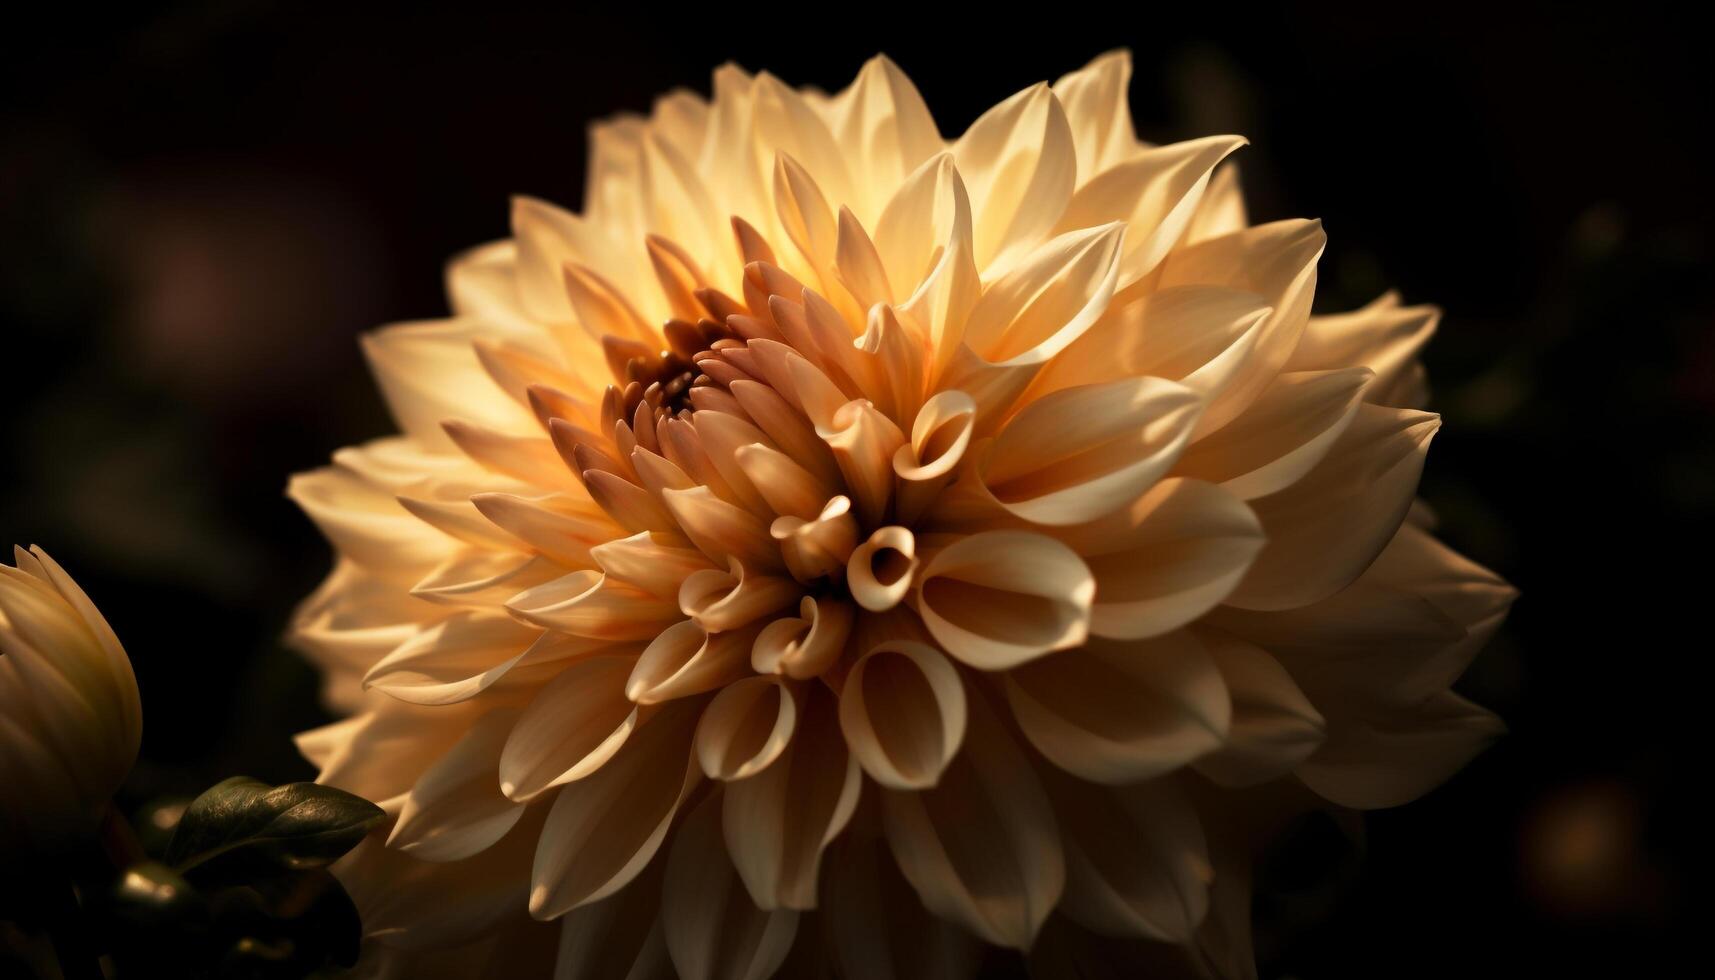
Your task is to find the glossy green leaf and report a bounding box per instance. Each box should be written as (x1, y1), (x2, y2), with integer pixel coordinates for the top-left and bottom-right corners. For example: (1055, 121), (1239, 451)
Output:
(165, 777), (383, 880)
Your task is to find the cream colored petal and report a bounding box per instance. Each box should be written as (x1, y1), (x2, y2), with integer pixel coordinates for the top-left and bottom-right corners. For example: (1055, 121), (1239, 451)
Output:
(507, 570), (682, 640)
(1297, 690), (1504, 810)
(412, 551), (562, 608)
(952, 83), (1077, 274)
(1224, 405), (1439, 611)
(530, 700), (702, 917)
(873, 153), (970, 301)
(897, 219), (981, 383)
(733, 443), (832, 521)
(627, 619), (757, 704)
(361, 319), (537, 452)
(821, 831), (983, 980)
(695, 675), (797, 781)
(1185, 162), (1247, 244)
(835, 207), (894, 310)
(1026, 286), (1269, 412)
(820, 400), (908, 529)
(751, 595), (854, 679)
(1052, 50), (1137, 179)
(1189, 628), (1325, 788)
(774, 152), (839, 274)
(729, 379), (844, 489)
(511, 195), (628, 322)
(554, 858), (673, 980)
(1005, 632), (1230, 784)
(1045, 770), (1212, 943)
(832, 55), (943, 221)
(288, 465), (458, 582)
(679, 558), (801, 633)
(914, 531), (1094, 671)
(1157, 219), (1327, 436)
(638, 133), (724, 288)
(1055, 478), (1265, 640)
(839, 640), (965, 790)
(881, 692), (1064, 950)
(978, 376), (1202, 525)
(891, 389), (976, 524)
(313, 700), (489, 815)
(445, 239), (540, 338)
(959, 222), (1125, 367)
(499, 654), (639, 802)
(1057, 135), (1247, 286)
(724, 684), (861, 909)
(591, 532), (717, 601)
(662, 486), (783, 571)
(471, 492), (620, 569)
(847, 526), (918, 612)
(388, 707), (525, 862)
(363, 611), (541, 705)
(664, 790), (801, 980)
(769, 496), (859, 584)
(1173, 367), (1371, 500)
(1289, 292), (1440, 407)
(754, 72), (856, 221)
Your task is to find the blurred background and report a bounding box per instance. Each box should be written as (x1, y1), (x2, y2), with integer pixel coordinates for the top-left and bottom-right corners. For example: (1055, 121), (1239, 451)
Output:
(1, 3), (1705, 976)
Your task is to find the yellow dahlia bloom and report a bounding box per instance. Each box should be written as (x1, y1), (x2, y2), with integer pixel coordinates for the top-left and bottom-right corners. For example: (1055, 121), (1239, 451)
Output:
(289, 52), (1513, 977)
(0, 546), (142, 860)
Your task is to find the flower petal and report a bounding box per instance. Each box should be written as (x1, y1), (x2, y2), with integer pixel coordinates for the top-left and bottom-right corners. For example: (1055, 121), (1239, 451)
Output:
(1173, 367), (1372, 500)
(821, 831), (983, 980)
(695, 675), (797, 781)
(1297, 690), (1504, 810)
(914, 531), (1094, 671)
(388, 706), (526, 862)
(663, 790), (801, 980)
(1189, 628), (1325, 787)
(952, 83), (1076, 274)
(499, 654), (639, 802)
(839, 640), (966, 790)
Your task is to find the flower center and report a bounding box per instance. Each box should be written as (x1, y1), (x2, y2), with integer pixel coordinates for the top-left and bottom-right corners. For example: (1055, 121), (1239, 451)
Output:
(606, 317), (739, 422)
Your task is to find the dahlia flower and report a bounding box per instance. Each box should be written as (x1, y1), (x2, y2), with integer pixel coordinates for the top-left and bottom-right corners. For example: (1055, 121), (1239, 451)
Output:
(0, 546), (142, 860)
(289, 51), (1513, 977)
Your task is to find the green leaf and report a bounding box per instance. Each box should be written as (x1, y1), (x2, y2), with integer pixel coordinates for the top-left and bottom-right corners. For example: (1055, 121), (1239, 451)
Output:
(165, 777), (384, 880)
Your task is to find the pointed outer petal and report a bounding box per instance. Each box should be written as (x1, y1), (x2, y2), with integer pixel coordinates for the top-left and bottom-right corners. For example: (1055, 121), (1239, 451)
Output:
(531, 700), (704, 917)
(627, 619), (760, 705)
(591, 532), (717, 600)
(310, 699), (490, 813)
(443, 420), (580, 491)
(1026, 285), (1269, 415)
(363, 612), (540, 705)
(413, 551), (562, 608)
(961, 222), (1126, 367)
(1297, 690), (1504, 810)
(12, 549), (137, 760)
(1365, 522), (1517, 684)
(631, 445), (697, 498)
(914, 531), (1094, 671)
(1158, 219), (1328, 436)
(1289, 293), (1440, 406)
(565, 260), (656, 347)
(446, 239), (539, 336)
(496, 655), (639, 801)
(678, 558), (802, 633)
(473, 336), (595, 411)
(724, 684), (863, 910)
(1046, 771), (1213, 943)
(288, 466), (458, 580)
(387, 707), (525, 861)
(820, 831), (984, 980)
(662, 486), (784, 571)
(1224, 405), (1440, 611)
(1057, 136), (1247, 286)
(361, 320), (538, 452)
(857, 303), (925, 424)
(554, 857), (674, 980)
(1185, 629), (1325, 788)
(1053, 50), (1137, 179)
(506, 570), (683, 640)
(647, 234), (710, 322)
(339, 812), (540, 951)
(471, 492), (619, 569)
(396, 491), (527, 552)
(754, 73), (855, 222)
(774, 152), (839, 274)
(663, 790), (801, 980)
(1054, 478), (1265, 640)
(691, 412), (777, 517)
(1005, 631), (1231, 784)
(639, 132), (724, 286)
(751, 595), (855, 679)
(847, 526), (918, 612)
(329, 434), (485, 489)
(881, 692), (1064, 949)
(978, 376), (1202, 526)
(734, 443), (831, 520)
(585, 469), (686, 536)
(1186, 163), (1248, 244)
(952, 83), (1077, 274)
(892, 389), (977, 524)
(820, 399), (908, 529)
(512, 196), (621, 321)
(779, 348), (847, 431)
(834, 208), (894, 309)
(1173, 367), (1372, 500)
(695, 675), (798, 781)
(729, 380), (844, 489)
(873, 153), (969, 299)
(839, 640), (966, 790)
(833, 55), (944, 222)
(769, 496), (859, 583)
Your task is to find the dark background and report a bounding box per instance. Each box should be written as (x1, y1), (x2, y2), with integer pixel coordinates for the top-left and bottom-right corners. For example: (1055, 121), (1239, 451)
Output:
(2, 3), (1706, 976)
